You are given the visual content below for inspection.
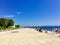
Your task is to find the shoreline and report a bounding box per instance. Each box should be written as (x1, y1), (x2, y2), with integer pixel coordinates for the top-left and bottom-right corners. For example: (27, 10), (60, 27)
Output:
(0, 28), (59, 34)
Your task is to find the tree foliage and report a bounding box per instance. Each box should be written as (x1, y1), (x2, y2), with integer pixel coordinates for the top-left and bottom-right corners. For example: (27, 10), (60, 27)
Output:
(15, 25), (20, 28)
(0, 18), (14, 28)
(7, 19), (14, 27)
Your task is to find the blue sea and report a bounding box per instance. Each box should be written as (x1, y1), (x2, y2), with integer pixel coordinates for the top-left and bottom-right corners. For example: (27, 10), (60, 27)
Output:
(25, 26), (60, 31)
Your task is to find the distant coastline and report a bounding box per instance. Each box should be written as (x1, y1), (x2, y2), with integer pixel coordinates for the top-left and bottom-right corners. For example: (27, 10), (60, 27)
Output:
(23, 26), (60, 31)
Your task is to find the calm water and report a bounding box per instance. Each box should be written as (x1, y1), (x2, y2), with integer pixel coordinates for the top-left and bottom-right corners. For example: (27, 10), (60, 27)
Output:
(30, 26), (60, 31)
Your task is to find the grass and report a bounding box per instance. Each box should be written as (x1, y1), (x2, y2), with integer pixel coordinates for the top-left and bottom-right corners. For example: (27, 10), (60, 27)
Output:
(0, 27), (20, 32)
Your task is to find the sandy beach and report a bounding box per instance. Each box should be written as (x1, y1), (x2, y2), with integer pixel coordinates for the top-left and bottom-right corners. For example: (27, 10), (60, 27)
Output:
(0, 28), (60, 45)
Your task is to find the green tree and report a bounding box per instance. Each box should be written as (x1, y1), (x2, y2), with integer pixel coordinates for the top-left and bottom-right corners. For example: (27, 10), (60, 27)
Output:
(0, 18), (8, 28)
(0, 18), (14, 28)
(7, 19), (14, 27)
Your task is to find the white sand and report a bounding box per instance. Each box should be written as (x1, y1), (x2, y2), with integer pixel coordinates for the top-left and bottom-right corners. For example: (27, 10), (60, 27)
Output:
(0, 28), (60, 45)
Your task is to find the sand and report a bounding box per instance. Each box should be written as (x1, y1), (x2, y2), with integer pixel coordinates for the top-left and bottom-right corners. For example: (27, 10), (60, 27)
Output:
(0, 28), (60, 45)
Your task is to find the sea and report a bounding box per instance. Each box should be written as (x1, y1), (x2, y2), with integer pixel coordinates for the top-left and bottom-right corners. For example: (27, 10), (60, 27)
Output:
(24, 26), (60, 31)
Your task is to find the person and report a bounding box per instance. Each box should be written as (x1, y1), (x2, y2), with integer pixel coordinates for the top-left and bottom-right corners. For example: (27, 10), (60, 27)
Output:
(54, 28), (58, 34)
(35, 27), (38, 31)
(38, 28), (42, 32)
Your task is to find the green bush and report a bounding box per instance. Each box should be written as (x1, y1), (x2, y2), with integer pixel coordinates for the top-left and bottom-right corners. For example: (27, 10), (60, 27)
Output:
(0, 27), (2, 30)
(0, 27), (4, 31)
(15, 25), (20, 28)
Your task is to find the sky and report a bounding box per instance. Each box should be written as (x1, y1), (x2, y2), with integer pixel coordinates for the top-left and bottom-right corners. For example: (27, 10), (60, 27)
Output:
(0, 0), (60, 26)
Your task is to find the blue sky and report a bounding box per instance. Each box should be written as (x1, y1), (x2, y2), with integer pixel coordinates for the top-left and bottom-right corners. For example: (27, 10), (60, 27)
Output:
(0, 0), (60, 26)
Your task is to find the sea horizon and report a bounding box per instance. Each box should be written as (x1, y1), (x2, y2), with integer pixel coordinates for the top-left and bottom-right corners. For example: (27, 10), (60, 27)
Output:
(23, 25), (60, 31)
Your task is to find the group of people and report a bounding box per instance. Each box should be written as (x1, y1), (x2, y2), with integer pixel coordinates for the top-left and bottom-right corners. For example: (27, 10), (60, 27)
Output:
(35, 28), (48, 33)
(34, 28), (60, 37)
(53, 28), (60, 34)
(35, 28), (60, 34)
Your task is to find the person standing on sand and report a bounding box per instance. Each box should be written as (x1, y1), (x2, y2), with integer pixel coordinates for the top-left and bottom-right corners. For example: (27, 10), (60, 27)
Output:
(54, 28), (58, 34)
(38, 28), (42, 32)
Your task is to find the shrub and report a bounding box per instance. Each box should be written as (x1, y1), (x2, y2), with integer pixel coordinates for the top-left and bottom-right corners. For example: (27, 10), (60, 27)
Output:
(15, 25), (20, 28)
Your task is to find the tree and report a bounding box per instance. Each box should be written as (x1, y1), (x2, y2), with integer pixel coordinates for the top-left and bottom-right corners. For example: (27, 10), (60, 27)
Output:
(0, 18), (14, 28)
(0, 18), (8, 28)
(7, 19), (14, 27)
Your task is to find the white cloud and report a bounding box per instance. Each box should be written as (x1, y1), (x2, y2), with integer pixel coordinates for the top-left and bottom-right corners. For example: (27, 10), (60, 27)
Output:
(4, 15), (14, 18)
(17, 12), (22, 15)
